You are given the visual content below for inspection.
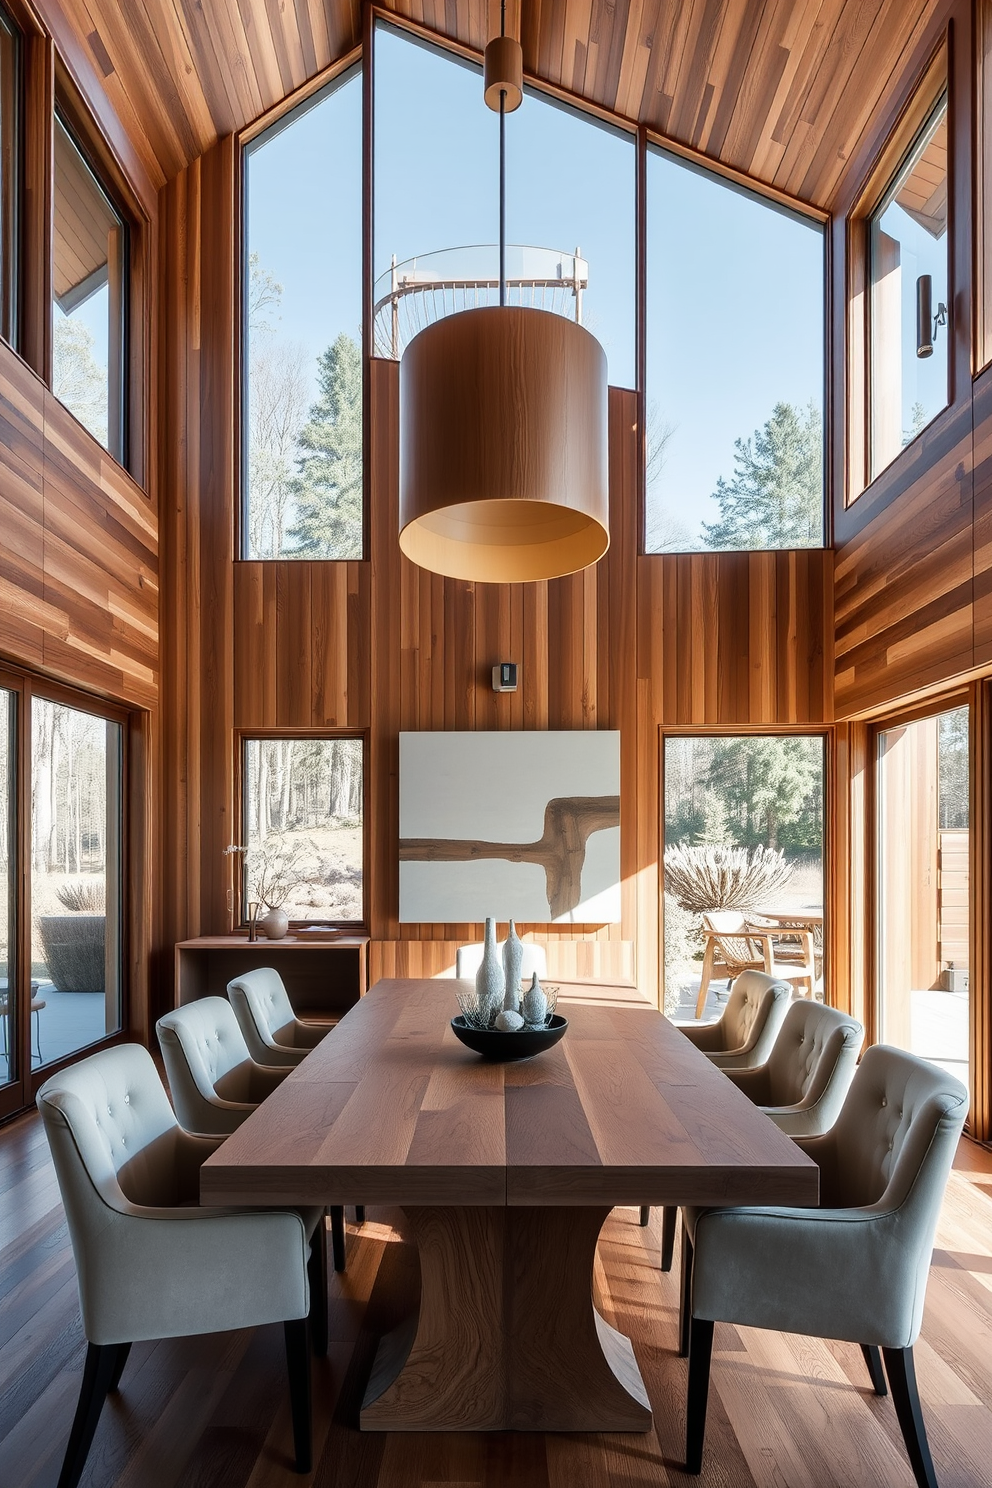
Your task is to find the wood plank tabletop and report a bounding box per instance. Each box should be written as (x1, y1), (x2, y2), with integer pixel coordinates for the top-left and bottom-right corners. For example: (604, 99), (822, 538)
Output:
(200, 979), (818, 1209)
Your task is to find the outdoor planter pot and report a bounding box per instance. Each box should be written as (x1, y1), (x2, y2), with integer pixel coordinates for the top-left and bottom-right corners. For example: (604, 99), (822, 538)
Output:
(39, 915), (106, 993)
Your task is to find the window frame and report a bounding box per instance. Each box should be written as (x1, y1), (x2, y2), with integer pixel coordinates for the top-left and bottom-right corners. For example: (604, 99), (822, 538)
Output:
(866, 89), (950, 484)
(0, 663), (133, 1123)
(0, 0), (22, 351)
(641, 133), (829, 556)
(238, 55), (364, 563)
(234, 729), (369, 933)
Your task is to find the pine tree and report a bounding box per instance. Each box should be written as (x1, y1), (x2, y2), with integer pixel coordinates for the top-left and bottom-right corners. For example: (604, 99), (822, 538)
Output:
(702, 401), (823, 550)
(288, 333), (363, 558)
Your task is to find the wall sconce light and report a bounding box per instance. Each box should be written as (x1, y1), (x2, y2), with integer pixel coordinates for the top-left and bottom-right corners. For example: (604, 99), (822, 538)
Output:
(492, 662), (518, 692)
(916, 274), (947, 359)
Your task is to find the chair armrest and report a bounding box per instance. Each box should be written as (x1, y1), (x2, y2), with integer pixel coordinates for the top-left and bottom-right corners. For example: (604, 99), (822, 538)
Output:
(725, 1065), (772, 1102)
(676, 1020), (726, 1052)
(246, 1062), (291, 1101)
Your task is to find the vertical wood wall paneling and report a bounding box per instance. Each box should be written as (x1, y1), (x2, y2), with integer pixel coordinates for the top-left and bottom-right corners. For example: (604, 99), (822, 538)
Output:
(972, 365), (992, 664)
(157, 139), (236, 1014)
(970, 679), (992, 1141)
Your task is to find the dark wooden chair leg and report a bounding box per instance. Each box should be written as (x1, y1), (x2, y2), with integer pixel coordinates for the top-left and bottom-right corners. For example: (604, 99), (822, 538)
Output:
(354, 1205), (366, 1226)
(862, 1343), (887, 1397)
(685, 1316), (715, 1475)
(679, 1229), (693, 1358)
(882, 1347), (939, 1488)
(284, 1318), (312, 1474)
(330, 1203), (346, 1272)
(308, 1216), (329, 1357)
(661, 1206), (677, 1272)
(639, 1205), (650, 1226)
(108, 1341), (132, 1393)
(56, 1342), (120, 1488)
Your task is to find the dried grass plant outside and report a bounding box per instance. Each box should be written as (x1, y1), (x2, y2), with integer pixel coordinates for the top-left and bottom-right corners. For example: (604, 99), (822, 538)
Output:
(54, 880), (106, 912)
(663, 843), (793, 914)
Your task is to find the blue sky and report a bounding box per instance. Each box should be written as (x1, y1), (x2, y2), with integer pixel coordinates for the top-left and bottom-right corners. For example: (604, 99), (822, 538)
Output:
(245, 22), (832, 550)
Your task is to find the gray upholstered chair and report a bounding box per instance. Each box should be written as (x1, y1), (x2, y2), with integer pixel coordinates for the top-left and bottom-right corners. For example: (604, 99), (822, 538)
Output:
(37, 1044), (323, 1488)
(644, 999), (863, 1270)
(723, 999), (864, 1137)
(679, 1045), (968, 1485)
(676, 969), (793, 1069)
(156, 997), (352, 1269)
(156, 996), (290, 1136)
(227, 967), (332, 1067)
(456, 940), (548, 981)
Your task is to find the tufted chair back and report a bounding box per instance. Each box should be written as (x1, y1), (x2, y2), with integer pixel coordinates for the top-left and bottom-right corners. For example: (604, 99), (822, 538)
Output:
(817, 1043), (968, 1213)
(228, 966), (296, 1054)
(157, 997), (287, 1135)
(719, 971), (792, 1060)
(760, 1001), (864, 1130)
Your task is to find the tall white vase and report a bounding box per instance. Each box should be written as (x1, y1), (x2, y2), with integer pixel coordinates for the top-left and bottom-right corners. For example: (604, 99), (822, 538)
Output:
(475, 917), (504, 1026)
(502, 920), (523, 1012)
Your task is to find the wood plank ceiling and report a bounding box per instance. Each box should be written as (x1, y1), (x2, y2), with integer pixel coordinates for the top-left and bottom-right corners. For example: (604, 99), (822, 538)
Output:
(58, 0), (943, 206)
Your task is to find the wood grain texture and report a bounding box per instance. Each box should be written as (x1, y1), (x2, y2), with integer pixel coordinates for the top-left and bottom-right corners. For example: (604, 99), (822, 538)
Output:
(37, 0), (947, 214)
(0, 347), (158, 706)
(200, 979), (818, 1209)
(4, 1109), (992, 1485)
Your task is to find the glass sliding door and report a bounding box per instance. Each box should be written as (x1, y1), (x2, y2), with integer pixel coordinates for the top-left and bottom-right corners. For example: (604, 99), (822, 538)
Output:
(0, 688), (14, 1086)
(876, 704), (969, 1086)
(31, 698), (123, 1068)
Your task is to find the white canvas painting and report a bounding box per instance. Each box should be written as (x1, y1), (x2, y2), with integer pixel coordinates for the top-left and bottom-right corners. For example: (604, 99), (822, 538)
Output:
(399, 731), (620, 923)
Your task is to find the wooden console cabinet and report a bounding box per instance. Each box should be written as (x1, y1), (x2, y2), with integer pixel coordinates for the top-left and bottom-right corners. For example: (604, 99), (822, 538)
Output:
(175, 936), (369, 1019)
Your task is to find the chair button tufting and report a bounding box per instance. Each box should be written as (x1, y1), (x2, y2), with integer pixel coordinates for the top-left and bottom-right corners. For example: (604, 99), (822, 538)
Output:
(881, 1097), (887, 1107)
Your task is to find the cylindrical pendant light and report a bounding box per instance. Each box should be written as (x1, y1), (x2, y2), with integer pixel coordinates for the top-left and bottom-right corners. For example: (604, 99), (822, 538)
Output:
(397, 12), (610, 584)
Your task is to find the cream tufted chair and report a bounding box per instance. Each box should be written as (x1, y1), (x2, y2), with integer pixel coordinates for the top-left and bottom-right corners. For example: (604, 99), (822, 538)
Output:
(676, 970), (793, 1069)
(724, 1000), (864, 1137)
(37, 1044), (323, 1487)
(679, 1045), (968, 1484)
(644, 999), (862, 1271)
(157, 998), (352, 1270)
(228, 967), (332, 1067)
(156, 996), (289, 1136)
(456, 940), (548, 981)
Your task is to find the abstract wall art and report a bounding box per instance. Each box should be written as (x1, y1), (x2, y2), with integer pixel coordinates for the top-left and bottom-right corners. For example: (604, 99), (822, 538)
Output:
(398, 731), (621, 923)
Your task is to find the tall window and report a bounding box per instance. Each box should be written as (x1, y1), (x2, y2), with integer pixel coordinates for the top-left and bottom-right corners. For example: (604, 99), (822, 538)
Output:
(30, 698), (123, 1068)
(869, 94), (949, 478)
(373, 21), (635, 386)
(243, 68), (363, 559)
(645, 149), (825, 553)
(0, 4), (19, 346)
(239, 737), (364, 923)
(662, 734), (825, 1017)
(52, 114), (127, 460)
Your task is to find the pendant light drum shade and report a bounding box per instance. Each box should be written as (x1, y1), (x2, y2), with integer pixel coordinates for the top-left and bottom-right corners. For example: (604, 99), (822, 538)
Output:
(399, 306), (609, 583)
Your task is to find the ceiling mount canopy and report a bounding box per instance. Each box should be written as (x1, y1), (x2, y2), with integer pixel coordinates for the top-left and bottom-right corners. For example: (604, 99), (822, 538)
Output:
(397, 4), (610, 584)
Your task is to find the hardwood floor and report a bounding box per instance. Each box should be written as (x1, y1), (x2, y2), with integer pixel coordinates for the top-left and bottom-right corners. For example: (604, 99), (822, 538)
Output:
(1, 1113), (991, 1487)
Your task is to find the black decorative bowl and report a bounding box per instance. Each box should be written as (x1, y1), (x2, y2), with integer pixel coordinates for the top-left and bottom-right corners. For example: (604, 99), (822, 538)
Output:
(450, 1014), (568, 1061)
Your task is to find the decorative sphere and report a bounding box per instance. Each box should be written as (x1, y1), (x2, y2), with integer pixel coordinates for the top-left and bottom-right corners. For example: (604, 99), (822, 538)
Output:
(495, 1009), (525, 1032)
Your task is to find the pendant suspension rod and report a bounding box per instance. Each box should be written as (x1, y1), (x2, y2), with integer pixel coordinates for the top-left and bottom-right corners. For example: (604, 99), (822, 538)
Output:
(499, 0), (507, 306)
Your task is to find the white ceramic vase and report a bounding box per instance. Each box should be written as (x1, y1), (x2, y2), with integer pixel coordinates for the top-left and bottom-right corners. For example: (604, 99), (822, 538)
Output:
(258, 906), (289, 940)
(475, 917), (504, 1025)
(502, 920), (523, 1012)
(522, 972), (549, 1028)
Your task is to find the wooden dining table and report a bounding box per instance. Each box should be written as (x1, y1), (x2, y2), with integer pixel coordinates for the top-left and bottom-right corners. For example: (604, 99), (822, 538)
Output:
(200, 978), (818, 1434)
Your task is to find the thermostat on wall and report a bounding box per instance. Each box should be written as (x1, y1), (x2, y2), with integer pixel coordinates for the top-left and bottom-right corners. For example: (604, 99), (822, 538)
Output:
(492, 662), (518, 692)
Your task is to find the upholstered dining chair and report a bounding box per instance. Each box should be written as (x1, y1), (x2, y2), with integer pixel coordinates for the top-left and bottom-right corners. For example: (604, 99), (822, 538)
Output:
(228, 967), (333, 1067)
(677, 970), (793, 1069)
(722, 999), (864, 1137)
(37, 1043), (323, 1488)
(679, 1045), (968, 1485)
(157, 998), (352, 1268)
(643, 998), (862, 1271)
(456, 940), (548, 981)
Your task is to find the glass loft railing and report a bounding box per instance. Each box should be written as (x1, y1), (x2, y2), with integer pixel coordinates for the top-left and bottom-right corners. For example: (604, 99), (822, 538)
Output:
(372, 245), (589, 359)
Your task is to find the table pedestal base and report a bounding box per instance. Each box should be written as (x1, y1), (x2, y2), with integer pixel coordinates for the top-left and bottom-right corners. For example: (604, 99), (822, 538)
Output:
(361, 1205), (651, 1432)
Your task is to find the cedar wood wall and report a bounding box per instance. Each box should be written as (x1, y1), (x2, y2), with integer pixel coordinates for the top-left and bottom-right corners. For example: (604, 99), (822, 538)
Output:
(2, 0), (991, 1058)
